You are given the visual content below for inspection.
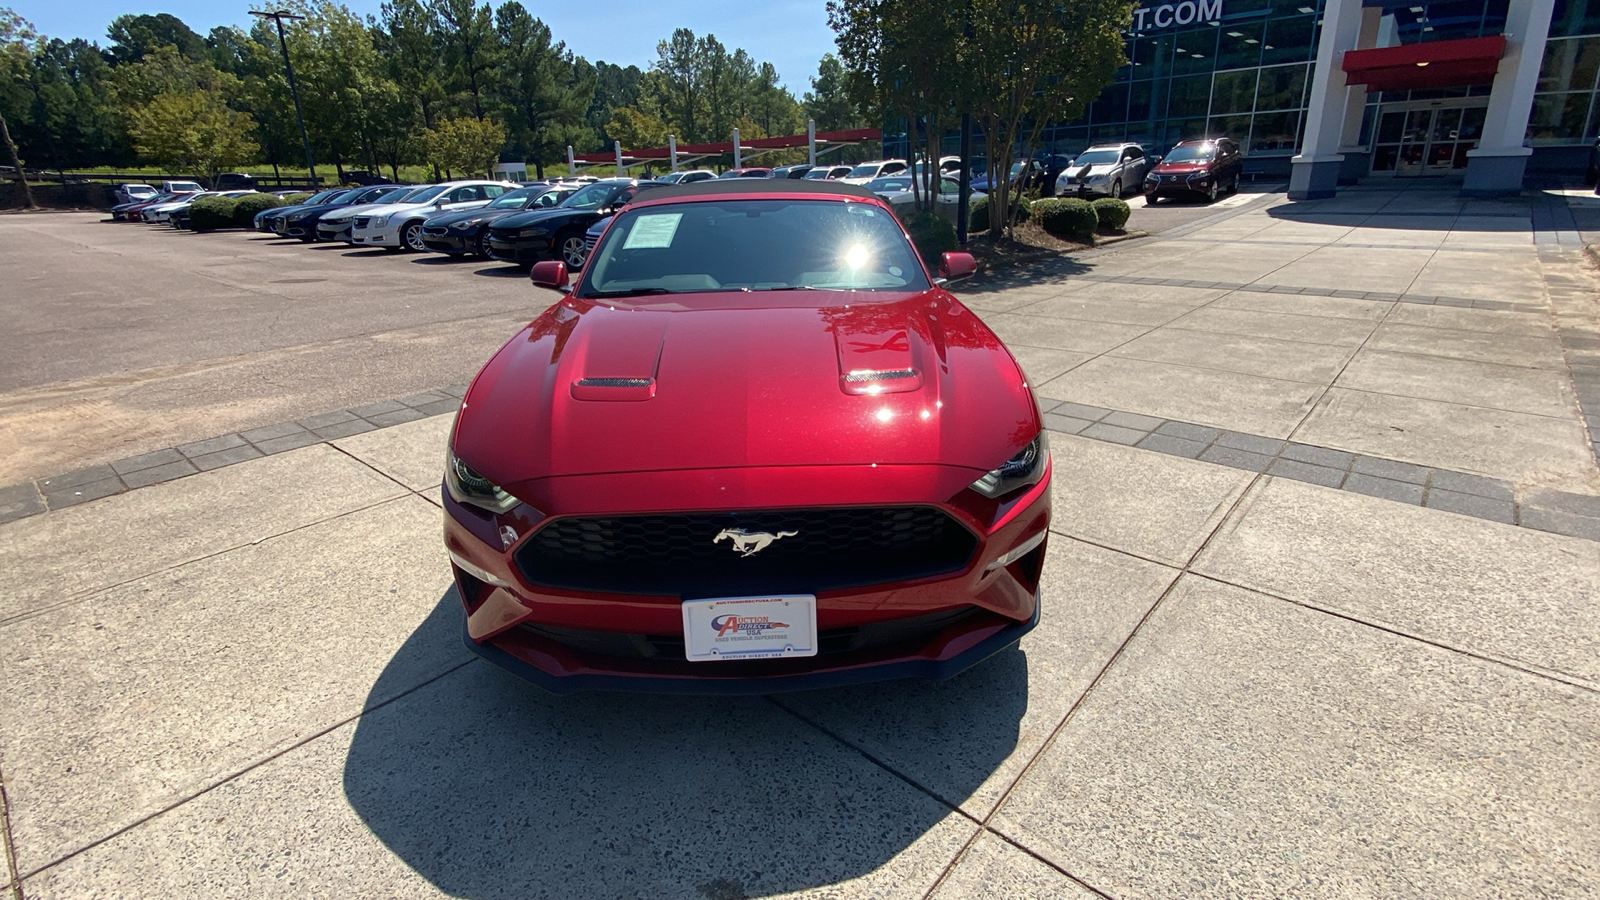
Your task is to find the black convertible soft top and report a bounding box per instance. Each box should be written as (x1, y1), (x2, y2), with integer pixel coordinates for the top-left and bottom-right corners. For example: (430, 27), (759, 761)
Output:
(641, 177), (877, 202)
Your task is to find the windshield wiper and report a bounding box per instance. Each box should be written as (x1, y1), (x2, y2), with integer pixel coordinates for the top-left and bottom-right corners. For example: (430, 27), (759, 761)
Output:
(583, 287), (674, 298)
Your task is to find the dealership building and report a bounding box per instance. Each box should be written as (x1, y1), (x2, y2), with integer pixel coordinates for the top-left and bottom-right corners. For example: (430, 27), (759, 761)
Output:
(896, 0), (1598, 196)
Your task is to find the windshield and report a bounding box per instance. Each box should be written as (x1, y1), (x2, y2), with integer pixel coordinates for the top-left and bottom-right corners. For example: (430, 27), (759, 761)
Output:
(372, 186), (412, 202)
(846, 164), (882, 178)
(1164, 144), (1215, 163)
(331, 188), (365, 203)
(865, 177), (912, 193)
(561, 182), (620, 209)
(488, 186), (542, 208)
(401, 185), (449, 204)
(309, 190), (344, 203)
(1073, 150), (1121, 165)
(802, 170), (831, 180)
(580, 199), (929, 296)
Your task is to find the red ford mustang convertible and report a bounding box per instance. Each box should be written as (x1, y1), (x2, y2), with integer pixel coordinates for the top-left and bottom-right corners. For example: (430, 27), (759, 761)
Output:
(443, 179), (1051, 693)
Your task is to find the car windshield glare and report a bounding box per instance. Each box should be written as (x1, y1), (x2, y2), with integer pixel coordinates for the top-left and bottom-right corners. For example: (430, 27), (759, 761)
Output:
(489, 187), (540, 207)
(1165, 145), (1215, 163)
(331, 188), (364, 203)
(561, 183), (618, 209)
(404, 185), (449, 203)
(1073, 150), (1121, 165)
(579, 199), (930, 297)
(846, 165), (880, 178)
(866, 178), (912, 192)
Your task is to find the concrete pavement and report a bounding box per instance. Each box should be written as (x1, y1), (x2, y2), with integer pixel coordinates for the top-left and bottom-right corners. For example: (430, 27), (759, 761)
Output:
(1, 183), (1598, 898)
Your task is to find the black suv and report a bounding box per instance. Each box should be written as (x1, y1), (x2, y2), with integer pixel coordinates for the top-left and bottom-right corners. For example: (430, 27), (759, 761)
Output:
(485, 178), (667, 269)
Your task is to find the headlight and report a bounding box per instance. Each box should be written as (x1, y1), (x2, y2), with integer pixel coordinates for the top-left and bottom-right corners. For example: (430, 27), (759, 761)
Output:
(371, 216), (388, 228)
(445, 450), (520, 514)
(970, 433), (1049, 499)
(453, 219), (480, 229)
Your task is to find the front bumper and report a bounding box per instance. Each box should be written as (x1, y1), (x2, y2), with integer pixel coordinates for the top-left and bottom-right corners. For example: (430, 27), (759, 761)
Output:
(318, 221), (354, 242)
(352, 222), (402, 246)
(1061, 182), (1116, 198)
(421, 228), (474, 254)
(445, 462), (1051, 695)
(1144, 174), (1215, 198)
(486, 234), (553, 263)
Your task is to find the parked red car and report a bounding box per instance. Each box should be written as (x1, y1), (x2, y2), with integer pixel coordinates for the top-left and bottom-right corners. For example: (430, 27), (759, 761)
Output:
(444, 179), (1050, 694)
(124, 191), (197, 222)
(1142, 138), (1243, 203)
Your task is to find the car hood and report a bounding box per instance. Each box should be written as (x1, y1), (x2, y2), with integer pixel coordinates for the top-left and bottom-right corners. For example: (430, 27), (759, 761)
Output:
(454, 290), (1039, 491)
(349, 200), (432, 218)
(491, 207), (579, 229)
(1061, 163), (1118, 180)
(428, 207), (523, 226)
(1151, 162), (1211, 175)
(321, 201), (398, 222)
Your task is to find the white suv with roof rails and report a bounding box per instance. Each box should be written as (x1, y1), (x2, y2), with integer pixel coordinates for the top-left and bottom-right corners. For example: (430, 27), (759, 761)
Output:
(840, 159), (908, 185)
(1056, 143), (1155, 199)
(349, 180), (517, 251)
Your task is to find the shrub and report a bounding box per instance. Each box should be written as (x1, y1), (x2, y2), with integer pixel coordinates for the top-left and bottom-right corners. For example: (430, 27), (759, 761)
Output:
(1036, 197), (1098, 242)
(902, 210), (957, 265)
(280, 192), (314, 204)
(969, 192), (1032, 232)
(1092, 197), (1132, 232)
(189, 196), (239, 231)
(231, 192), (285, 228)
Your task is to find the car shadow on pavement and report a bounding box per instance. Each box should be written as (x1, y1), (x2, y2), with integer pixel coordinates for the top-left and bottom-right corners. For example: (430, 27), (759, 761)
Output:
(342, 248), (399, 258)
(473, 265), (531, 277)
(343, 592), (1028, 898)
(958, 255), (1092, 296)
(410, 255), (478, 265)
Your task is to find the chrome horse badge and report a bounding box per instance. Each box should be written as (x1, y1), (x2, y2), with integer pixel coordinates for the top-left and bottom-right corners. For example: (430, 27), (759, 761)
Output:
(713, 528), (798, 557)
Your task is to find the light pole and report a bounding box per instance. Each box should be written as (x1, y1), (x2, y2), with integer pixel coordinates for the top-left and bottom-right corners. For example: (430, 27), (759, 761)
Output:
(250, 10), (318, 188)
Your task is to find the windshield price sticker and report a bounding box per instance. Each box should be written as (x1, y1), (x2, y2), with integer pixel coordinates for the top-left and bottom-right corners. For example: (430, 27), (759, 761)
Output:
(681, 595), (818, 662)
(623, 213), (683, 249)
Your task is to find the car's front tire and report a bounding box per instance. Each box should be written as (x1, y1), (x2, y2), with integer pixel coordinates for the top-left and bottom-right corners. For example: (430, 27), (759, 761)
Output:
(557, 230), (588, 269)
(401, 221), (427, 252)
(1110, 178), (1122, 198)
(1144, 195), (1159, 206)
(476, 231), (492, 258)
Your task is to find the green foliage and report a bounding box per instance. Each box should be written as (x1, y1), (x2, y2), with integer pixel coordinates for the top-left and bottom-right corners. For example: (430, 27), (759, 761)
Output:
(902, 210), (956, 264)
(1035, 198), (1098, 242)
(606, 105), (669, 150)
(969, 193), (1032, 232)
(230, 191), (283, 226)
(422, 115), (506, 177)
(107, 13), (207, 65)
(188, 194), (238, 230)
(1092, 196), (1131, 232)
(127, 89), (258, 183)
(281, 192), (314, 204)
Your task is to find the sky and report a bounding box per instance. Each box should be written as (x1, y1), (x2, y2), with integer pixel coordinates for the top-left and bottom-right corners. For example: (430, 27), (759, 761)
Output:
(6, 0), (838, 94)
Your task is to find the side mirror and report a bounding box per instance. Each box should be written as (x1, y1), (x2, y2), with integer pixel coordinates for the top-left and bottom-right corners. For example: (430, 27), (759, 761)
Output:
(939, 251), (977, 282)
(530, 260), (569, 290)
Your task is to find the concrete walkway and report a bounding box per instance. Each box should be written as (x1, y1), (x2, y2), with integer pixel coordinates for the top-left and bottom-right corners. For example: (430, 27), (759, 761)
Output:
(1, 185), (1597, 899)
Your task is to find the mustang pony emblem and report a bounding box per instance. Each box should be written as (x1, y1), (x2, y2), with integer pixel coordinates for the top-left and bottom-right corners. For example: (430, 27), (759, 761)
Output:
(713, 528), (798, 557)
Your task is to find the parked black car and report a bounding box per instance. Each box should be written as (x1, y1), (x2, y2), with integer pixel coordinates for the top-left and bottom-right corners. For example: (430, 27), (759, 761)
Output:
(270, 184), (413, 240)
(344, 170), (393, 186)
(254, 189), (345, 232)
(419, 184), (579, 257)
(485, 178), (667, 268)
(769, 164), (814, 179)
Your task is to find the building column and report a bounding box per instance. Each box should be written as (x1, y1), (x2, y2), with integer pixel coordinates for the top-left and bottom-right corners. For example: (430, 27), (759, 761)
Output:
(1462, 0), (1555, 195)
(1289, 0), (1367, 200)
(1337, 6), (1385, 184)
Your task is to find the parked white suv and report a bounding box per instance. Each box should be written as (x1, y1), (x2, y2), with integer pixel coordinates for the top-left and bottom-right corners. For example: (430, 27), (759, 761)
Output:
(840, 159), (908, 185)
(1056, 143), (1155, 199)
(350, 180), (517, 251)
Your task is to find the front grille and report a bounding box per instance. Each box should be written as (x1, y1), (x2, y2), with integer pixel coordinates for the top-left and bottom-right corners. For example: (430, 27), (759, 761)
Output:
(353, 216), (371, 228)
(268, 216), (286, 230)
(423, 226), (449, 235)
(584, 233), (600, 251)
(515, 506), (977, 596)
(489, 228), (514, 241)
(521, 606), (978, 660)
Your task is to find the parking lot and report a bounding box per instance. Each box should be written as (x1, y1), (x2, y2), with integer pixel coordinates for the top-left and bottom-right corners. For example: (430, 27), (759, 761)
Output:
(1, 182), (1597, 898)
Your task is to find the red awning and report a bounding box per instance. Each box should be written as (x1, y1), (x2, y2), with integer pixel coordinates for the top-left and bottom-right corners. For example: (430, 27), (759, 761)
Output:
(574, 128), (882, 164)
(1341, 35), (1505, 91)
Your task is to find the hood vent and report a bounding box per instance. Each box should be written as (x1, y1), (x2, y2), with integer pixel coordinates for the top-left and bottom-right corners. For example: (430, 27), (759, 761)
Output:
(841, 367), (921, 395)
(571, 377), (656, 401)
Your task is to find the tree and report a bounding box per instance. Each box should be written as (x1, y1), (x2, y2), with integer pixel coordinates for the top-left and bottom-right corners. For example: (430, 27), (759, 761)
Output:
(106, 13), (207, 64)
(604, 105), (668, 151)
(127, 89), (259, 183)
(587, 60), (642, 144)
(422, 114), (504, 176)
(0, 7), (35, 206)
(493, 2), (592, 176)
(431, 0), (497, 120)
(804, 54), (858, 131)
(649, 28), (702, 142)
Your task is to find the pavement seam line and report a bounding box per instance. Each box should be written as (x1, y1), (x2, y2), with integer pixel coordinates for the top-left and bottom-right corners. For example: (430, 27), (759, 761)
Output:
(15, 657), (480, 883)
(980, 827), (1116, 900)
(1188, 570), (1600, 694)
(0, 492), (417, 629)
(0, 759), (22, 900)
(918, 464), (1273, 900)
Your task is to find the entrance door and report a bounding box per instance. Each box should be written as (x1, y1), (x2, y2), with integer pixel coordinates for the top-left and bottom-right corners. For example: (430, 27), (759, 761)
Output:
(1370, 102), (1486, 177)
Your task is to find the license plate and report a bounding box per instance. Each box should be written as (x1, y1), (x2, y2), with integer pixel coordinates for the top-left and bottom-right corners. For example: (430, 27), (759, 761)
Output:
(681, 595), (818, 662)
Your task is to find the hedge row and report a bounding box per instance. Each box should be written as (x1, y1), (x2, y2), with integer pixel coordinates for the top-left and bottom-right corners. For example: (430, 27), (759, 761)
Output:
(1030, 196), (1133, 242)
(189, 192), (292, 231)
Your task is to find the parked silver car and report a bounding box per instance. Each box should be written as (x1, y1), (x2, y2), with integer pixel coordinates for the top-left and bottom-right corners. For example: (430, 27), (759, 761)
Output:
(1056, 143), (1157, 199)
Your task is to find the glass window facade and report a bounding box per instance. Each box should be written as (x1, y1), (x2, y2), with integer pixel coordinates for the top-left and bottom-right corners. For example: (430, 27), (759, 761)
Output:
(1530, 0), (1600, 143)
